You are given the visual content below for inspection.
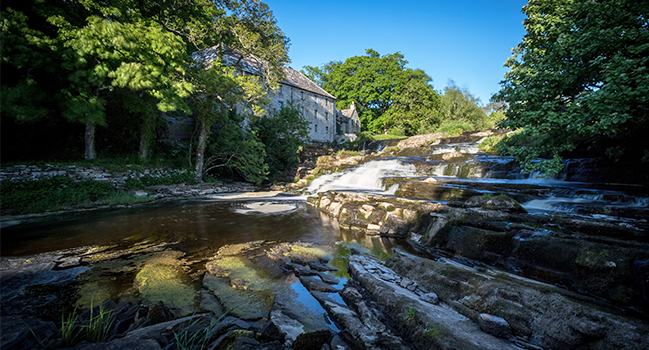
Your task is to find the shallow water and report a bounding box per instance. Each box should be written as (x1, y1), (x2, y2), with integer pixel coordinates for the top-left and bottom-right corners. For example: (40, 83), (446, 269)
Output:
(0, 196), (403, 318)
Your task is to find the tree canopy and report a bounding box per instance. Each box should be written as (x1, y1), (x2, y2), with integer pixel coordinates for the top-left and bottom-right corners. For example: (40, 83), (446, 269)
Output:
(496, 0), (649, 173)
(1, 0), (289, 161)
(303, 49), (442, 135)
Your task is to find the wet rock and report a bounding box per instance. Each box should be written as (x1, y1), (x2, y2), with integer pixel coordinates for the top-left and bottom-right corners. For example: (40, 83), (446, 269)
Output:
(441, 151), (465, 161)
(66, 337), (161, 350)
(232, 336), (260, 349)
(479, 313), (513, 339)
(385, 250), (649, 350)
(348, 254), (521, 350)
(147, 301), (173, 325)
(464, 195), (527, 213)
(420, 292), (439, 304)
(291, 330), (333, 350)
(267, 310), (305, 346)
(299, 276), (339, 293)
(0, 316), (57, 350)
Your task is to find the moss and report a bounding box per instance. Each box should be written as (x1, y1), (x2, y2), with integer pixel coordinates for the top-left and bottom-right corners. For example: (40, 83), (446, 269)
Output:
(423, 327), (442, 339)
(135, 263), (197, 317)
(202, 274), (273, 320)
(289, 245), (332, 262)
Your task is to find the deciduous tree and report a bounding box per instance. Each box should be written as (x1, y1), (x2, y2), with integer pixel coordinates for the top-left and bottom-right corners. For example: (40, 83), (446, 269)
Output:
(496, 0), (649, 173)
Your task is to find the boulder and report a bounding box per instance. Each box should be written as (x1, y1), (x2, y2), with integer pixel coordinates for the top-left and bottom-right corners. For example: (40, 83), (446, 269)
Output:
(478, 314), (513, 339)
(464, 195), (527, 213)
(0, 316), (57, 350)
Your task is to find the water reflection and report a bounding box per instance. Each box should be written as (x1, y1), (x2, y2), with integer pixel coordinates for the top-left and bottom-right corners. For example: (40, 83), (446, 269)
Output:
(1, 198), (402, 318)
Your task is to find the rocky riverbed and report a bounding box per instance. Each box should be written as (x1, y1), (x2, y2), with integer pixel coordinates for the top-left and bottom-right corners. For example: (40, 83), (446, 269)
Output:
(2, 131), (649, 349)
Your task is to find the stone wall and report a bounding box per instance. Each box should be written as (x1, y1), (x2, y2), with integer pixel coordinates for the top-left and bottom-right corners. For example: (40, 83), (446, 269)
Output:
(0, 165), (185, 187)
(268, 83), (336, 142)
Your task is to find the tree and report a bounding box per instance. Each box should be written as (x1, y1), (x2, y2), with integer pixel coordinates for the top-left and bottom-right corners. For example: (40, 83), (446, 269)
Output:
(187, 60), (268, 182)
(439, 80), (489, 130)
(2, 0), (289, 162)
(496, 0), (649, 173)
(253, 103), (309, 181)
(303, 49), (441, 134)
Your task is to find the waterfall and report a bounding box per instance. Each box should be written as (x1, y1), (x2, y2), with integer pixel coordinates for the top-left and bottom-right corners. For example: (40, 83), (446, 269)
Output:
(307, 159), (417, 194)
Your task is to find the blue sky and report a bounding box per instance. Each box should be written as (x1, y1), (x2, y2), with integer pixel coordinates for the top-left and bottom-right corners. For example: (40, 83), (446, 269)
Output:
(264, 0), (528, 105)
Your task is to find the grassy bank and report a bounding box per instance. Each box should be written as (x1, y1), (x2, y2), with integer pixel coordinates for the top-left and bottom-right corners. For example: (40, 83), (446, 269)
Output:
(0, 176), (156, 213)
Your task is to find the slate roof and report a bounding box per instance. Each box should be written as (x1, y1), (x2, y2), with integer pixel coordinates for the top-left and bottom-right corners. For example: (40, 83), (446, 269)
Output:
(281, 67), (335, 99)
(340, 108), (354, 118)
(192, 46), (335, 99)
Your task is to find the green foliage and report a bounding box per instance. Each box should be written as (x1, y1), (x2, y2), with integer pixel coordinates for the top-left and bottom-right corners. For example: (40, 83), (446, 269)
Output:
(0, 176), (157, 213)
(0, 176), (115, 212)
(174, 313), (230, 350)
(406, 306), (416, 321)
(304, 49), (441, 134)
(2, 0), (289, 164)
(439, 81), (488, 130)
(423, 327), (442, 339)
(85, 302), (116, 343)
(205, 110), (268, 185)
(372, 134), (408, 140)
(253, 103), (309, 181)
(436, 122), (475, 137)
(478, 136), (503, 154)
(386, 126), (407, 136)
(61, 308), (81, 346)
(496, 0), (649, 170)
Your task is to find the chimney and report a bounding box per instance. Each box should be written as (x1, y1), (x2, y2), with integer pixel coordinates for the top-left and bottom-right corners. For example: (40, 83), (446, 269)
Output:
(350, 101), (355, 110)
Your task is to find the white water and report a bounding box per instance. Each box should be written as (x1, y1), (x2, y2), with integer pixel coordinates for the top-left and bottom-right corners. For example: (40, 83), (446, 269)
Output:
(307, 159), (417, 194)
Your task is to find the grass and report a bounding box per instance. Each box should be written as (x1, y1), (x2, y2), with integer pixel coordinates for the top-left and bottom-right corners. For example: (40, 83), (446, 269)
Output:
(406, 306), (416, 321)
(371, 134), (408, 140)
(334, 150), (364, 157)
(478, 135), (503, 154)
(85, 301), (116, 343)
(61, 308), (81, 345)
(423, 326), (442, 339)
(174, 313), (230, 350)
(436, 122), (475, 137)
(0, 176), (157, 213)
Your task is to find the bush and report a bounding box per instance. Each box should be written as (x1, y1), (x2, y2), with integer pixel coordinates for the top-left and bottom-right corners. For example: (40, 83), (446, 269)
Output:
(253, 103), (309, 182)
(478, 136), (503, 154)
(1, 176), (116, 212)
(436, 122), (474, 137)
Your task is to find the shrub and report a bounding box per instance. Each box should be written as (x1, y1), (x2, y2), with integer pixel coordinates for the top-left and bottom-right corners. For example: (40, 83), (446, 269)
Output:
(436, 122), (474, 137)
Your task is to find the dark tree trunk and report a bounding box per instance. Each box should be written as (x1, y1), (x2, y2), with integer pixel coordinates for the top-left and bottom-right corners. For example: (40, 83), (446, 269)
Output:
(194, 119), (209, 183)
(85, 120), (96, 160)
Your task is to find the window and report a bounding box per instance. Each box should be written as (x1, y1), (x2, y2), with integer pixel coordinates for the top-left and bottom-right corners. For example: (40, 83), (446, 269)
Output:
(325, 112), (328, 120)
(326, 99), (328, 106)
(278, 101), (283, 109)
(315, 124), (318, 132)
(314, 95), (317, 103)
(326, 126), (329, 133)
(315, 109), (317, 118)
(301, 91), (304, 99)
(300, 106), (303, 114)
(279, 85), (282, 94)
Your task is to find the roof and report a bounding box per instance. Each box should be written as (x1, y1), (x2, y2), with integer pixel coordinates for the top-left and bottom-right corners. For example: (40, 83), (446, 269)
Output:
(192, 46), (335, 100)
(282, 67), (335, 99)
(340, 108), (355, 118)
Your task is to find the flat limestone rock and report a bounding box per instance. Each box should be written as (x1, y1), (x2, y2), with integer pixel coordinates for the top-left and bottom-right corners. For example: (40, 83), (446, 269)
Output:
(348, 254), (520, 350)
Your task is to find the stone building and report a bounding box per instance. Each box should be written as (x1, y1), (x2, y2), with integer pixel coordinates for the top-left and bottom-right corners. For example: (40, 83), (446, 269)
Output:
(171, 46), (356, 143)
(336, 101), (361, 135)
(269, 67), (336, 143)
